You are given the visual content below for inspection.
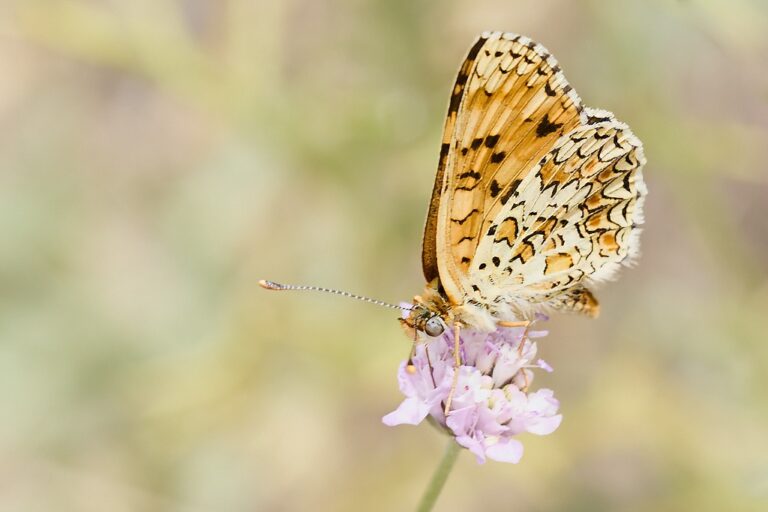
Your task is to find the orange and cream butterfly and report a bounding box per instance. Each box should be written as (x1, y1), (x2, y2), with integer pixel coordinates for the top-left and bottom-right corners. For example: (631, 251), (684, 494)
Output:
(261, 31), (646, 406)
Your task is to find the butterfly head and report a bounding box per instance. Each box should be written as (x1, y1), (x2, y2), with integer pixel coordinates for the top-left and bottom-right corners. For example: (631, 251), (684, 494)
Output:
(404, 302), (445, 337)
(400, 280), (454, 338)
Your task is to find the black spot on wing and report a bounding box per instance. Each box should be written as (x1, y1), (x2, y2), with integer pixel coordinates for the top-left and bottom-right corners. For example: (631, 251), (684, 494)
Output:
(439, 142), (450, 156)
(490, 179), (501, 198)
(594, 129), (611, 139)
(490, 151), (506, 164)
(587, 113), (612, 125)
(621, 199), (632, 222)
(485, 134), (500, 148)
(500, 179), (522, 205)
(451, 209), (480, 225)
(459, 170), (481, 180)
(541, 180), (561, 195)
(622, 169), (633, 192)
(536, 114), (563, 137)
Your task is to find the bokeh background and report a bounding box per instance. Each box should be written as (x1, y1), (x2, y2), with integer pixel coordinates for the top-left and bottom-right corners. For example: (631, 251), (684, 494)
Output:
(1, 1), (767, 511)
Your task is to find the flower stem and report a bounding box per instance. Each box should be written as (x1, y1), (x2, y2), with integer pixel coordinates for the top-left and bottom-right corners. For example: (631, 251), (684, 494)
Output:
(416, 440), (461, 512)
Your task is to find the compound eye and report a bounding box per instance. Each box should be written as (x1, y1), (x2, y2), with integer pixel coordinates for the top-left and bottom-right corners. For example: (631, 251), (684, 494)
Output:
(424, 316), (444, 337)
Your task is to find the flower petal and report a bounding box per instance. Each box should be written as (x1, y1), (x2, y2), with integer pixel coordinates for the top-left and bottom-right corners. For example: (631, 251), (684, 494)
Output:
(382, 397), (431, 426)
(526, 413), (562, 435)
(485, 438), (524, 463)
(455, 435), (487, 464)
(537, 358), (554, 373)
(445, 405), (477, 436)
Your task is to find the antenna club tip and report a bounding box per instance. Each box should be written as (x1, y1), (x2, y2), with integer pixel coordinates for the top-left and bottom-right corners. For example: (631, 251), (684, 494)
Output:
(258, 279), (282, 290)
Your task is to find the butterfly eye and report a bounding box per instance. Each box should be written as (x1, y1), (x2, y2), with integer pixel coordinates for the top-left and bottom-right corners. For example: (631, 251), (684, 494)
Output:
(424, 316), (444, 337)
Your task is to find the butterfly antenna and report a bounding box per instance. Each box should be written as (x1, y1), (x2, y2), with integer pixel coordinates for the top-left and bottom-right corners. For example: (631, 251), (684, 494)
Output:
(259, 279), (411, 311)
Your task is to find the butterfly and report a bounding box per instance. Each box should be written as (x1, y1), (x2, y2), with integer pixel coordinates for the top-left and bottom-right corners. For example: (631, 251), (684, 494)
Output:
(404, 31), (646, 356)
(261, 31), (646, 408)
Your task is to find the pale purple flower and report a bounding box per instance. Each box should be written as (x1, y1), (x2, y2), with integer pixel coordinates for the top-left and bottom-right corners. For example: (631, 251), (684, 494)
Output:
(383, 321), (561, 464)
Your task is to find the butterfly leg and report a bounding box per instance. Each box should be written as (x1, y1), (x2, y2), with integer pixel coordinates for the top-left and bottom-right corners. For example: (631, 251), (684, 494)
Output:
(406, 345), (417, 374)
(517, 324), (532, 391)
(498, 320), (533, 390)
(405, 327), (442, 392)
(443, 321), (462, 415)
(406, 324), (419, 374)
(497, 320), (531, 329)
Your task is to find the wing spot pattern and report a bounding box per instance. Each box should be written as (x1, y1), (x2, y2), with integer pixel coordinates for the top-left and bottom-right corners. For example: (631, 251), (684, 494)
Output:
(536, 114), (563, 137)
(451, 209), (480, 225)
(489, 179), (502, 198)
(490, 151), (506, 164)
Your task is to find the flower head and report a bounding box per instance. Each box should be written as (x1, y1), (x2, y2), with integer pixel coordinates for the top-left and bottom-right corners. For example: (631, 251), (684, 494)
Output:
(383, 322), (561, 463)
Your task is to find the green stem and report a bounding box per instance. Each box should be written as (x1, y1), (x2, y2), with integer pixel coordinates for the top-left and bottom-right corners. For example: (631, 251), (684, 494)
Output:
(416, 440), (461, 512)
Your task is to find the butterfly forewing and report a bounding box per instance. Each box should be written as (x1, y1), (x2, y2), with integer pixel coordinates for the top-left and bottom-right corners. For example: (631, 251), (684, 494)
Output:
(426, 32), (586, 304)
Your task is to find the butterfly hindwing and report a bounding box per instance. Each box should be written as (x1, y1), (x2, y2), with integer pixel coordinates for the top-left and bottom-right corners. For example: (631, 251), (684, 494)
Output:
(469, 115), (646, 315)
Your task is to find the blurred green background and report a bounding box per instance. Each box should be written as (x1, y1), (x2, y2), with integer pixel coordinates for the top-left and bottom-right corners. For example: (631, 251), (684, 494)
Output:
(1, 1), (767, 511)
